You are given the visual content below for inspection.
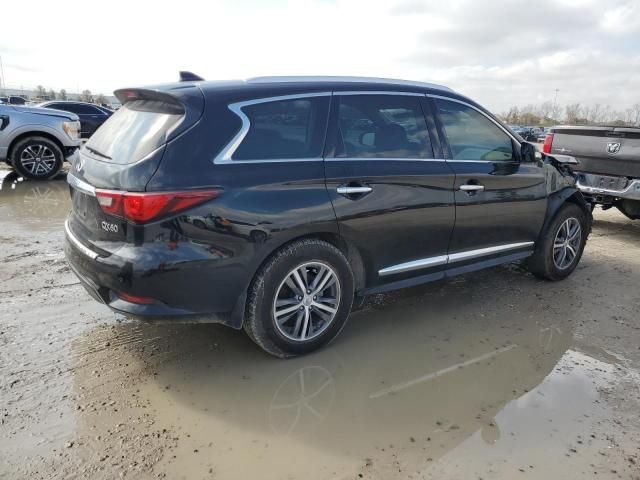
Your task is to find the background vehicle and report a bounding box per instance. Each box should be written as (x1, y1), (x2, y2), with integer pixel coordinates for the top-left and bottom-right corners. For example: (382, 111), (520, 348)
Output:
(536, 127), (549, 142)
(544, 126), (640, 219)
(0, 103), (81, 180)
(0, 95), (28, 105)
(38, 101), (113, 138)
(64, 76), (591, 357)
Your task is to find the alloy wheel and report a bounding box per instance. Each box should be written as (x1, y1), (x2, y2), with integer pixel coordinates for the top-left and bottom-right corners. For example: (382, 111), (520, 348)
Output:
(273, 262), (341, 342)
(19, 144), (57, 177)
(553, 217), (582, 270)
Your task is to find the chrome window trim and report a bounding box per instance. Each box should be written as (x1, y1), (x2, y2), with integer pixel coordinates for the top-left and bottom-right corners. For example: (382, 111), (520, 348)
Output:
(378, 241), (534, 276)
(67, 172), (96, 197)
(325, 157), (446, 162)
(64, 220), (99, 260)
(333, 90), (425, 97)
(213, 92), (331, 165)
(427, 94), (521, 145)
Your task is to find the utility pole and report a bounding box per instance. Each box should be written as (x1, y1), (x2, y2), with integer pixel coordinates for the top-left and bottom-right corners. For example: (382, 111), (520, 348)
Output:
(0, 55), (5, 93)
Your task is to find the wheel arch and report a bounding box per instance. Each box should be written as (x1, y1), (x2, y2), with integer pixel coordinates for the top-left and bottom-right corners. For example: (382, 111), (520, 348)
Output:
(538, 187), (592, 243)
(229, 231), (367, 329)
(8, 131), (66, 163)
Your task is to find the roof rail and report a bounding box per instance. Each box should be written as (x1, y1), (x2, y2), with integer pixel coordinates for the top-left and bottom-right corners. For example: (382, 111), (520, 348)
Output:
(246, 76), (453, 92)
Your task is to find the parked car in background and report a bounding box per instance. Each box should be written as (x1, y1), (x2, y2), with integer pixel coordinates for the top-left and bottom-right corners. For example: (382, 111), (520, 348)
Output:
(64, 75), (591, 357)
(0, 103), (81, 180)
(536, 127), (549, 142)
(37, 101), (113, 138)
(516, 126), (543, 142)
(544, 125), (640, 220)
(0, 95), (28, 105)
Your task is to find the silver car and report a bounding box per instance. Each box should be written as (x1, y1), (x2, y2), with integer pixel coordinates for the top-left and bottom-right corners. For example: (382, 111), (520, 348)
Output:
(0, 104), (81, 180)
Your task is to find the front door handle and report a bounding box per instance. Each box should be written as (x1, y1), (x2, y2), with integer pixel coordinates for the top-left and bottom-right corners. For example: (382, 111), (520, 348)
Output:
(337, 185), (373, 195)
(459, 184), (485, 192)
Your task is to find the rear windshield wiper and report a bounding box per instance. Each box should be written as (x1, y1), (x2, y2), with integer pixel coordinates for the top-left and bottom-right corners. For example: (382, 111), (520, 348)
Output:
(85, 145), (112, 160)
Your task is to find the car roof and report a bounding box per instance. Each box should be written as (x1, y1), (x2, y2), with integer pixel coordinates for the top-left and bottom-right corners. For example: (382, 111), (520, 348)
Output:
(194, 75), (455, 98)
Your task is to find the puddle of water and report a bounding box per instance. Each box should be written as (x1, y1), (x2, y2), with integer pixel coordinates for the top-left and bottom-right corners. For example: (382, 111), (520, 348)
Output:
(0, 169), (70, 232)
(58, 286), (627, 480)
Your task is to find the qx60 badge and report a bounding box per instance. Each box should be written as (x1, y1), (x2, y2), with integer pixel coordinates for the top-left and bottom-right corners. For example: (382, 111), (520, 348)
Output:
(606, 142), (621, 155)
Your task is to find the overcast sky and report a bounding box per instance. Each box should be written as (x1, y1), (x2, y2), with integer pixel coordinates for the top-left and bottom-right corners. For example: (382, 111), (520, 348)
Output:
(1, 0), (638, 113)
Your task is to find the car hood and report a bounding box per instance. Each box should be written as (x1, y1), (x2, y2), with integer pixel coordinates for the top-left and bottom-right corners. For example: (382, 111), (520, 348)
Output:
(9, 105), (79, 121)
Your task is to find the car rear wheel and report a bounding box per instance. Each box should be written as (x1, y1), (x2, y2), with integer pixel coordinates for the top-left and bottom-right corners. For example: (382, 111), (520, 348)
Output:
(526, 203), (588, 281)
(244, 239), (354, 358)
(11, 136), (63, 180)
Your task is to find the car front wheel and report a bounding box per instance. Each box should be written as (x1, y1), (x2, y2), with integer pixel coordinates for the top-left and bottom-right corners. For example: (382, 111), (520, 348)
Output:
(526, 203), (589, 280)
(244, 239), (354, 358)
(11, 136), (63, 180)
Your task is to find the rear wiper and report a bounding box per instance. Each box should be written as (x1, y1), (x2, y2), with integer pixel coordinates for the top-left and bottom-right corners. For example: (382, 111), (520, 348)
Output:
(85, 145), (112, 160)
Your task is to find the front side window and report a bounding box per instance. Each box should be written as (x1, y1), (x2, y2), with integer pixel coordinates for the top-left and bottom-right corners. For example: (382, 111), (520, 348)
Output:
(233, 97), (328, 161)
(335, 95), (432, 159)
(436, 99), (514, 161)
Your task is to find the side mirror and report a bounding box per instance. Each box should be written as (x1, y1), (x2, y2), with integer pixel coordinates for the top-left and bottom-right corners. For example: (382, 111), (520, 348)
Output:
(520, 141), (538, 163)
(360, 131), (376, 147)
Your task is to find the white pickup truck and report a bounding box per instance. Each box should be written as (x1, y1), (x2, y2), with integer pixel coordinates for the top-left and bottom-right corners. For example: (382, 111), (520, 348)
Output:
(543, 126), (640, 219)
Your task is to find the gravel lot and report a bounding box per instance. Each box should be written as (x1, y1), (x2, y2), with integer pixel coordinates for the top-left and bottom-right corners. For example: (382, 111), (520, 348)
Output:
(1, 166), (639, 479)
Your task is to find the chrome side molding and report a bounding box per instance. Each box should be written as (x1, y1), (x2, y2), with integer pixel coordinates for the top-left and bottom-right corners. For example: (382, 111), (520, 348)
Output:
(378, 241), (534, 277)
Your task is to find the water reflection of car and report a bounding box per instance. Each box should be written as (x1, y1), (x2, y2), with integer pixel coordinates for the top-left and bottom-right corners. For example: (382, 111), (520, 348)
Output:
(0, 170), (70, 225)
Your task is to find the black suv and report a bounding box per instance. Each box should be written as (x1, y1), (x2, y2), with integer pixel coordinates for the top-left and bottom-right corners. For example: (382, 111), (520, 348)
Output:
(64, 76), (591, 357)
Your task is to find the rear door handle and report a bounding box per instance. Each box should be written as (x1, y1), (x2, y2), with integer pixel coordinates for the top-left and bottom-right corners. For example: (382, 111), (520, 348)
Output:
(337, 185), (373, 195)
(459, 184), (485, 192)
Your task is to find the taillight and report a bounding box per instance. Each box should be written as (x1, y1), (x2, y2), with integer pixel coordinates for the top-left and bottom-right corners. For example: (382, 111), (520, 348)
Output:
(95, 189), (220, 223)
(543, 133), (554, 154)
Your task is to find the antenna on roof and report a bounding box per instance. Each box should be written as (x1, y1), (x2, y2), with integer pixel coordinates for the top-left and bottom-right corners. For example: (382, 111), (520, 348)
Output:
(179, 71), (204, 82)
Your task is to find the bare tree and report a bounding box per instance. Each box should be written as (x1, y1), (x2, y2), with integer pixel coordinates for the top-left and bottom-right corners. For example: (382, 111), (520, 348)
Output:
(94, 93), (106, 105)
(539, 101), (553, 121)
(631, 103), (640, 126)
(80, 89), (93, 103)
(59, 89), (67, 101)
(48, 89), (56, 100)
(565, 103), (582, 124)
(35, 85), (47, 99)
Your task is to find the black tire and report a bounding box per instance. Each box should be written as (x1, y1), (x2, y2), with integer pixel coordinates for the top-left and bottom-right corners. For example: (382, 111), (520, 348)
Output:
(526, 203), (588, 281)
(244, 239), (355, 358)
(10, 136), (63, 180)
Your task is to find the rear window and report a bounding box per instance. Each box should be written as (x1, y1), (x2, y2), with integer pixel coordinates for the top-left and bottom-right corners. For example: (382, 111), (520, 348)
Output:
(84, 100), (183, 164)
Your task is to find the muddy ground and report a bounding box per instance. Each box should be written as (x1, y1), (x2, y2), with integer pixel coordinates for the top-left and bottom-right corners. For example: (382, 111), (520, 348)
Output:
(1, 167), (639, 480)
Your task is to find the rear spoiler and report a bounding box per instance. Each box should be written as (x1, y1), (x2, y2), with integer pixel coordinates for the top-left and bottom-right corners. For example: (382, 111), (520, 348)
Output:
(113, 88), (186, 114)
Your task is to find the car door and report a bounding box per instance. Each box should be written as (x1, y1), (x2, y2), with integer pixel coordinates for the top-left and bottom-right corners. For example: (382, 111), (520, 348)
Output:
(430, 96), (547, 263)
(324, 92), (456, 291)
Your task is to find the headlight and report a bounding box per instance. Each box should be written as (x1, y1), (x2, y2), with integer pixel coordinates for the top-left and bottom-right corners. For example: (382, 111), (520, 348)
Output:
(62, 120), (80, 139)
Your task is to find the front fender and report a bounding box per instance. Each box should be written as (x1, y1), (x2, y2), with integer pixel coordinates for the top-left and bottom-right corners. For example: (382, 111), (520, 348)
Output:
(5, 123), (79, 149)
(538, 186), (592, 243)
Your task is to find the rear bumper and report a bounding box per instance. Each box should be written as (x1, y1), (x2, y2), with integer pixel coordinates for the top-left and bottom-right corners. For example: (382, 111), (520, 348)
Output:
(64, 219), (242, 327)
(576, 173), (640, 201)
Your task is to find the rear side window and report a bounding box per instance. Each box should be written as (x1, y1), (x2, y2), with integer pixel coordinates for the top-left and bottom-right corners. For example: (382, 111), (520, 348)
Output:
(233, 97), (329, 161)
(335, 95), (433, 159)
(84, 100), (183, 164)
(436, 99), (514, 161)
